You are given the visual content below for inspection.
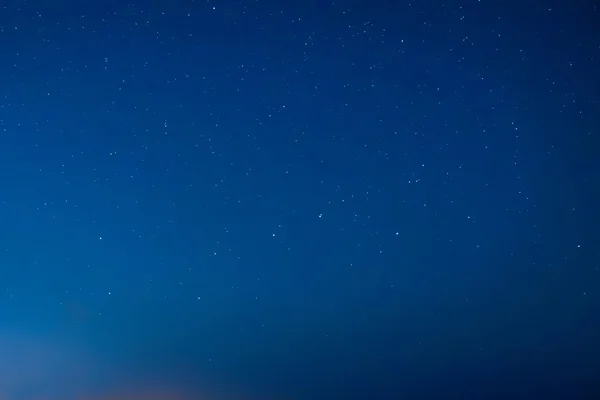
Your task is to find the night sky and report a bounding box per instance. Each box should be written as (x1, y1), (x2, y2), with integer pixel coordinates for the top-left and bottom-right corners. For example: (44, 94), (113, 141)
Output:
(1, 0), (599, 399)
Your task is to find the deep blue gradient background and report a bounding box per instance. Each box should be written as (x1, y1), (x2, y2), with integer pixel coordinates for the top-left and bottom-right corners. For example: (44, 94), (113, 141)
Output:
(0, 0), (599, 399)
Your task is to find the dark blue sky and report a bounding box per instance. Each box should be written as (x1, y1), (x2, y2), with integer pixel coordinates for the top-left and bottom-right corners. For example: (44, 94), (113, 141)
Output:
(0, 0), (599, 399)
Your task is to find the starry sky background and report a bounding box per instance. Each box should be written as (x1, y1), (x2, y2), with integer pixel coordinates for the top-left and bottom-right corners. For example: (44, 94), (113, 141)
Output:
(0, 0), (599, 399)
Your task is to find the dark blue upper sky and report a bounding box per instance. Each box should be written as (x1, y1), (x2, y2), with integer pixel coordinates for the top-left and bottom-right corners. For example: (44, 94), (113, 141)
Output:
(0, 0), (599, 399)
